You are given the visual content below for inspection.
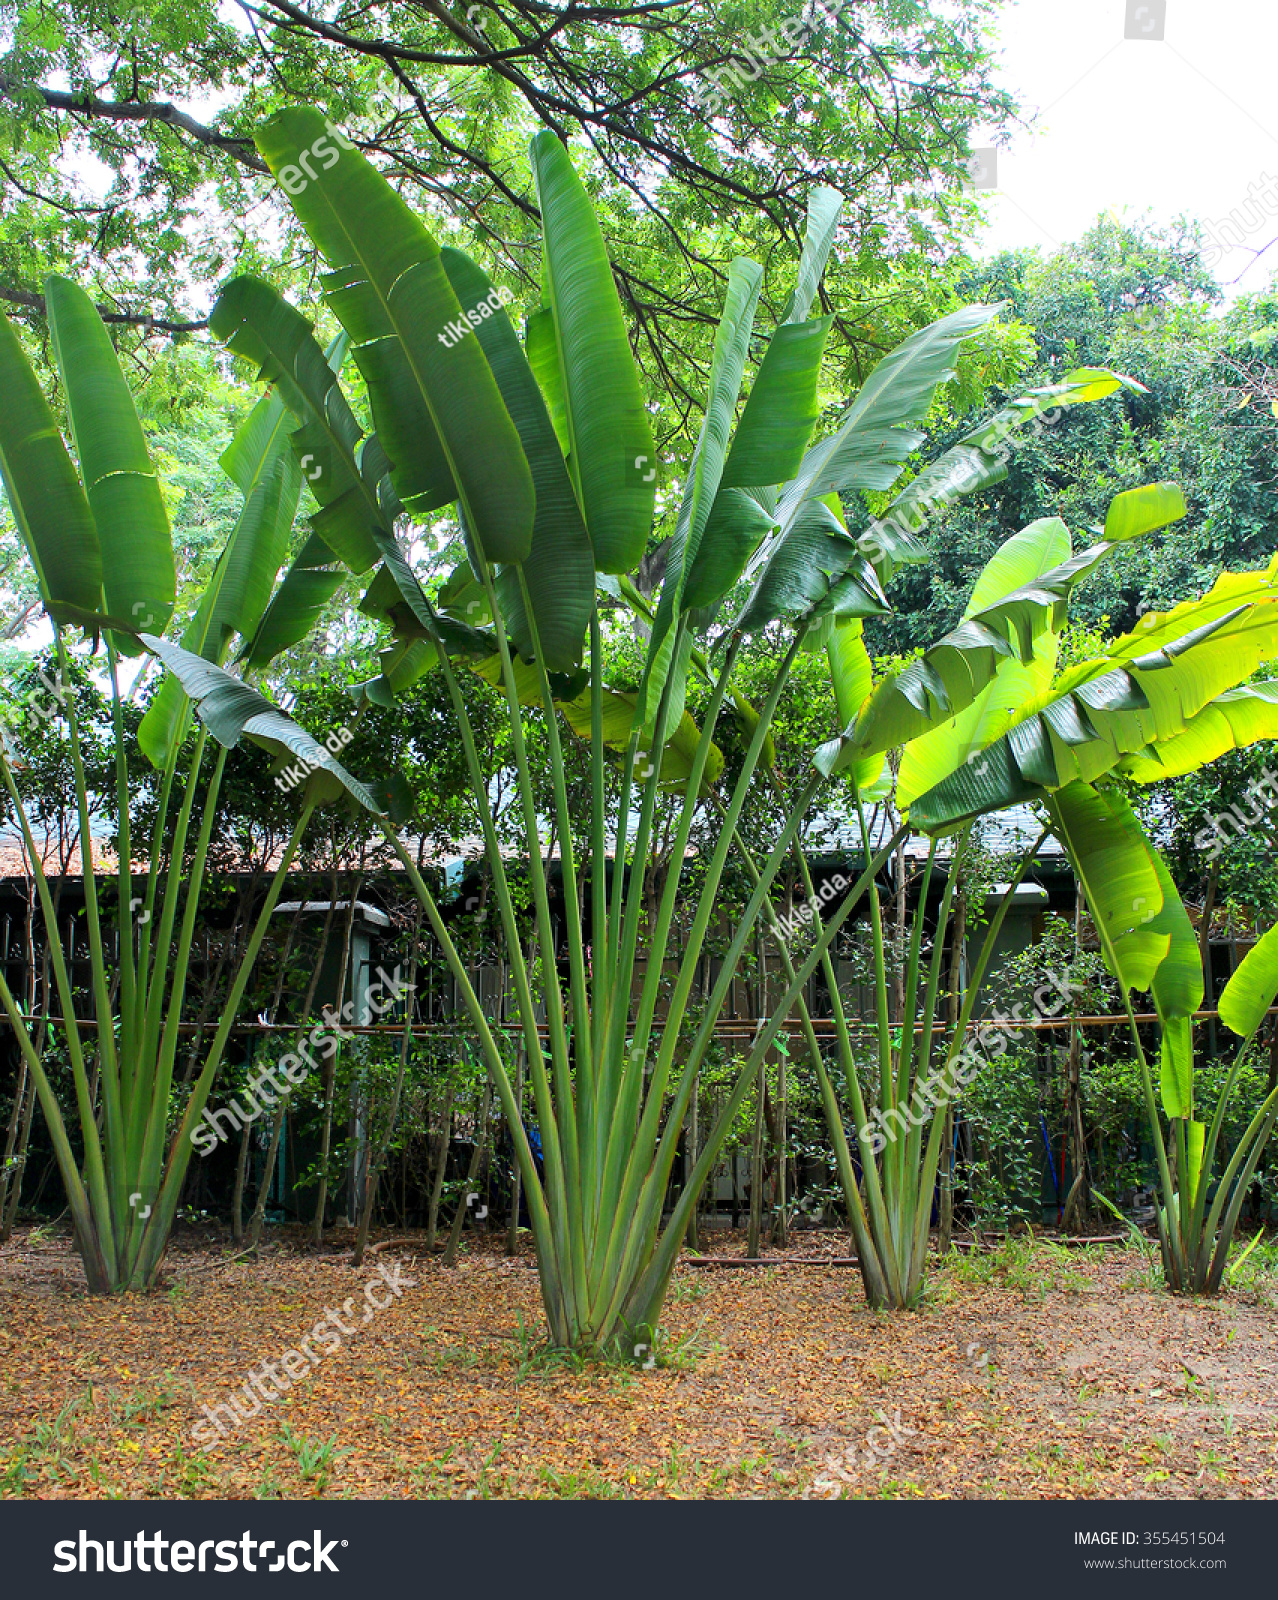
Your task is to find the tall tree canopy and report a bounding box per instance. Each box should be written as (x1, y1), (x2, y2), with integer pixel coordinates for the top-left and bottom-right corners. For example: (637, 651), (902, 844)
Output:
(0, 0), (1016, 430)
(867, 216), (1278, 654)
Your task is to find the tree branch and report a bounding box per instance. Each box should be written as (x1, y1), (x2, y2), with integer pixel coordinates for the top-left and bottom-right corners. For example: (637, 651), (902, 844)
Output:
(0, 78), (269, 174)
(0, 285), (208, 335)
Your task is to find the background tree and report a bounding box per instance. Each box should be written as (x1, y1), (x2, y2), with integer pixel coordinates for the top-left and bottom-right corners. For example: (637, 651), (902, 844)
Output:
(871, 217), (1278, 656)
(0, 0), (1018, 443)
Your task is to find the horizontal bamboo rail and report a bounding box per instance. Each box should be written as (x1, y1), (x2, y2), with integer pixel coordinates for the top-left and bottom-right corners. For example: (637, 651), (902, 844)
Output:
(30, 1006), (1278, 1040)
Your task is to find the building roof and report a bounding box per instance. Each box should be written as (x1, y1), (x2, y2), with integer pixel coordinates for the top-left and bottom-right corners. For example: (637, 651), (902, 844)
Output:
(1, 802), (1068, 888)
(804, 802), (1067, 862)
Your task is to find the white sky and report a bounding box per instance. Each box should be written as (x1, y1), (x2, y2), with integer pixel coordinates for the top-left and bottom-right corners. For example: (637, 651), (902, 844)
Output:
(968, 0), (1278, 294)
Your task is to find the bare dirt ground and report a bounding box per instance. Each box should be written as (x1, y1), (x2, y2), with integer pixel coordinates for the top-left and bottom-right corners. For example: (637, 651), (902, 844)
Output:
(2, 1223), (1275, 1499)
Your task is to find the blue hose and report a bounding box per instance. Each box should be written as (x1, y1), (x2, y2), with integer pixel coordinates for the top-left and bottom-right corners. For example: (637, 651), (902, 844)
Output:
(1039, 1112), (1061, 1201)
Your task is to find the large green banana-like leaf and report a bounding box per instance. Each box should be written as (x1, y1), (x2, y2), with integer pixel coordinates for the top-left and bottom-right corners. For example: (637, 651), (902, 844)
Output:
(1106, 557), (1278, 662)
(860, 367), (1141, 587)
(640, 258), (764, 724)
(910, 571), (1278, 831)
(138, 389), (302, 767)
(968, 517), (1075, 617)
(525, 307), (571, 457)
(1142, 846), (1204, 1119)
(681, 490), (777, 614)
(255, 109), (534, 564)
(734, 497), (890, 639)
(817, 535), (1130, 778)
(1219, 918), (1278, 1039)
(466, 651), (721, 790)
(228, 337), (357, 677)
(669, 188), (838, 625)
(1046, 782), (1168, 992)
(779, 185), (842, 326)
(731, 305), (999, 636)
(243, 534), (346, 668)
(0, 306), (100, 616)
(530, 131), (654, 573)
(210, 397), (304, 659)
(211, 276), (390, 573)
(1053, 782), (1199, 1118)
(718, 317), (831, 492)
(211, 281), (443, 678)
(896, 518), (1071, 812)
(1104, 481), (1187, 543)
(824, 617), (885, 792)
(438, 248), (594, 673)
(140, 634), (382, 813)
(221, 374), (308, 499)
(899, 656), (1047, 813)
(781, 303), (1000, 507)
(44, 277), (174, 646)
(677, 317), (831, 620)
(1117, 682), (1278, 782)
(366, 528), (497, 661)
(826, 615), (873, 727)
